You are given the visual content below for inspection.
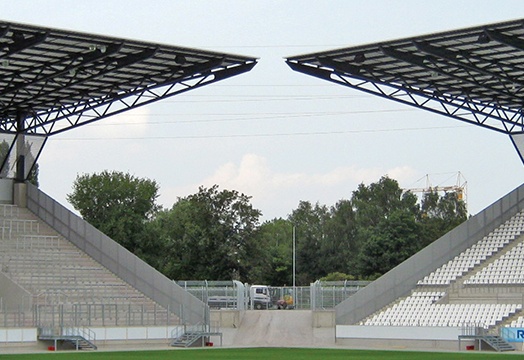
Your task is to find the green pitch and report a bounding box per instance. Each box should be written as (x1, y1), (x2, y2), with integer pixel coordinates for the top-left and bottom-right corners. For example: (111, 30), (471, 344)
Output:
(0, 348), (519, 360)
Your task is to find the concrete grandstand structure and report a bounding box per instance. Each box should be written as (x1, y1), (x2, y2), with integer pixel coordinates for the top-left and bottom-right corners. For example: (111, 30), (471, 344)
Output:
(288, 18), (524, 351)
(0, 20), (256, 350)
(3, 16), (524, 353)
(1, 183), (202, 348)
(333, 184), (524, 351)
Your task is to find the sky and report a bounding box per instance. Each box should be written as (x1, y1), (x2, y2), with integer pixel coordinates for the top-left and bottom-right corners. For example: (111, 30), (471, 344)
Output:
(1, 0), (524, 220)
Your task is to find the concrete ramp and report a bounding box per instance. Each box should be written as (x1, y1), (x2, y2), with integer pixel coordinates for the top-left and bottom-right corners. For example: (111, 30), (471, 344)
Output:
(222, 310), (334, 347)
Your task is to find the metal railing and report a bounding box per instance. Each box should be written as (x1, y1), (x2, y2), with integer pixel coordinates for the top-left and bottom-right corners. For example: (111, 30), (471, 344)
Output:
(177, 280), (369, 310)
(34, 302), (180, 328)
(311, 280), (371, 310)
(27, 184), (208, 327)
(63, 326), (97, 345)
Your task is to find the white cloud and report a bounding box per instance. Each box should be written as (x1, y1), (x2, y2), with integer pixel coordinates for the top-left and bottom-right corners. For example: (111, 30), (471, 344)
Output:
(159, 154), (420, 219)
(79, 106), (152, 139)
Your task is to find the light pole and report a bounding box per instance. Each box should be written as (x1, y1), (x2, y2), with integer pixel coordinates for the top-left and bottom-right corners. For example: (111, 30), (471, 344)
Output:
(292, 225), (296, 303)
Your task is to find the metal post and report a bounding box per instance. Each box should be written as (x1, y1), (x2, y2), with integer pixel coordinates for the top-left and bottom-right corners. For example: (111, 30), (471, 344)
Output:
(292, 226), (296, 299)
(15, 111), (26, 182)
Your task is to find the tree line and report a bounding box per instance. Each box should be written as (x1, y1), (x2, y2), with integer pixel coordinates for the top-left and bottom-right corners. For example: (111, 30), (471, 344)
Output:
(67, 171), (467, 285)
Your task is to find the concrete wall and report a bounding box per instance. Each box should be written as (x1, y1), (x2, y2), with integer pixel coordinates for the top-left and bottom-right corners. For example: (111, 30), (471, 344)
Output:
(13, 182), (26, 208)
(312, 310), (335, 328)
(0, 328), (37, 343)
(336, 183), (524, 325)
(337, 325), (461, 341)
(210, 310), (243, 328)
(0, 272), (32, 311)
(0, 179), (13, 204)
(25, 184), (208, 326)
(87, 325), (180, 342)
(336, 325), (468, 351)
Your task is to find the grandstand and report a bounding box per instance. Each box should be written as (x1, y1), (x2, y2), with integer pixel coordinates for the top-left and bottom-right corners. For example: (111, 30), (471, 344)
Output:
(287, 18), (524, 351)
(3, 15), (524, 353)
(0, 183), (214, 349)
(0, 203), (178, 329)
(0, 20), (256, 350)
(330, 183), (524, 351)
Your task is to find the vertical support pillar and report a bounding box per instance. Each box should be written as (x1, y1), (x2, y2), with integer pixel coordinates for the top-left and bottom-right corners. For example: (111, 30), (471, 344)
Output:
(13, 179), (27, 208)
(15, 111), (26, 183)
(13, 112), (27, 207)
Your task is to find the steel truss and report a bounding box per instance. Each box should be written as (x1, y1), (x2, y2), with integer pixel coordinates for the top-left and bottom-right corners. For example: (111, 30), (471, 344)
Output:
(0, 20), (257, 179)
(287, 61), (524, 135)
(10, 61), (255, 136)
(286, 19), (524, 163)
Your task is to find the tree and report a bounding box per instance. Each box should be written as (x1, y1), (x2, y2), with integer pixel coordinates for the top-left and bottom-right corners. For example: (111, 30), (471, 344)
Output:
(419, 190), (468, 247)
(351, 176), (421, 277)
(319, 272), (356, 282)
(358, 209), (422, 276)
(156, 185), (265, 282)
(27, 163), (39, 187)
(0, 140), (10, 178)
(288, 201), (330, 285)
(351, 176), (419, 229)
(322, 199), (358, 276)
(67, 170), (160, 253)
(256, 218), (294, 285)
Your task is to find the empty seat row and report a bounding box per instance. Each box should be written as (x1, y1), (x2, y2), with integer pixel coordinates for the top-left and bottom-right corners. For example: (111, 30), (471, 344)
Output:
(362, 295), (521, 328)
(0, 204), (178, 327)
(465, 242), (524, 285)
(417, 210), (524, 286)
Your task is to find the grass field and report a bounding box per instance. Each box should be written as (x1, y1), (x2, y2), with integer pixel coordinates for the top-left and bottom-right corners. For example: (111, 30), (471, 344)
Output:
(0, 348), (520, 360)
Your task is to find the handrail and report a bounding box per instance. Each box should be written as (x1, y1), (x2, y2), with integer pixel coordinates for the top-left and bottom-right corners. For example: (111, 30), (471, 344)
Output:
(460, 321), (489, 336)
(170, 325), (185, 340)
(63, 326), (96, 345)
(27, 184), (208, 327)
(0, 219), (39, 234)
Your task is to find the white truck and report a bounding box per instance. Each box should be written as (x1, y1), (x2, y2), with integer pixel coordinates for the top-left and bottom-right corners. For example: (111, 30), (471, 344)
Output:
(249, 285), (272, 310)
(198, 282), (292, 310)
(206, 283), (272, 310)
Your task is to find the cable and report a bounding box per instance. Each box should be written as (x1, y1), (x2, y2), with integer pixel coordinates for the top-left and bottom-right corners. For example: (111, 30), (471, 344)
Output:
(54, 125), (468, 141)
(88, 109), (417, 126)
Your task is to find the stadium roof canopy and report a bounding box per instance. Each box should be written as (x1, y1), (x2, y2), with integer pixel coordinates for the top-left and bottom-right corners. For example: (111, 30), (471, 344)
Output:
(0, 20), (257, 180)
(286, 18), (524, 164)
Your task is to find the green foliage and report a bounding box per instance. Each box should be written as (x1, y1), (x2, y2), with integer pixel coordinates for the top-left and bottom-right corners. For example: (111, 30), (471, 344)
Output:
(282, 176), (466, 283)
(67, 170), (160, 254)
(0, 140), (9, 178)
(358, 209), (422, 276)
(289, 201), (330, 284)
(419, 190), (468, 248)
(27, 163), (39, 187)
(153, 185), (264, 282)
(65, 170), (467, 285)
(322, 199), (357, 276)
(319, 272), (356, 281)
(256, 218), (294, 285)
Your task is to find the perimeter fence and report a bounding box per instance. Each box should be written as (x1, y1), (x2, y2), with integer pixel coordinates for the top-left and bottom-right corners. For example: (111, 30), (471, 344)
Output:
(176, 280), (370, 310)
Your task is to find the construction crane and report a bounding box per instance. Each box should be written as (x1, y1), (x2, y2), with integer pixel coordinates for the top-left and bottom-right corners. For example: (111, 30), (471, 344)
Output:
(406, 172), (467, 209)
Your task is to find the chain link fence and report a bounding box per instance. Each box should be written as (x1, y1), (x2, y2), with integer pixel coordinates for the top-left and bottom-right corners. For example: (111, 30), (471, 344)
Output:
(0, 280), (370, 327)
(176, 280), (370, 310)
(310, 280), (371, 310)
